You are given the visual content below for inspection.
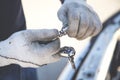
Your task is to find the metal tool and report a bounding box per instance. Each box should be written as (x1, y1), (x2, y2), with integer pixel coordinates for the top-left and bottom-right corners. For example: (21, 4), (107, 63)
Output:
(58, 26), (76, 70)
(58, 26), (68, 37)
(68, 54), (76, 70)
(59, 46), (76, 70)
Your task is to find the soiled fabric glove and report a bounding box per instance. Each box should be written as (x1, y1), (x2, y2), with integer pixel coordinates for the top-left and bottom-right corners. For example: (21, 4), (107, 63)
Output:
(58, 0), (102, 40)
(0, 29), (60, 67)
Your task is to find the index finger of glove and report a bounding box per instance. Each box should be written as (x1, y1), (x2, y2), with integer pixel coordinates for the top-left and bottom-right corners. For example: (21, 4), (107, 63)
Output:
(57, 6), (68, 27)
(22, 29), (59, 42)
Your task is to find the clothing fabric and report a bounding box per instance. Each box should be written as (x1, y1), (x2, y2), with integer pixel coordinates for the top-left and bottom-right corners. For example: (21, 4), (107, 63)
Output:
(0, 0), (37, 80)
(60, 0), (64, 4)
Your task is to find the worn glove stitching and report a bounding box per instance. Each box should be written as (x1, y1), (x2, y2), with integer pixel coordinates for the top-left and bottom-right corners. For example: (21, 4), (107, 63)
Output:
(76, 14), (81, 37)
(0, 54), (46, 67)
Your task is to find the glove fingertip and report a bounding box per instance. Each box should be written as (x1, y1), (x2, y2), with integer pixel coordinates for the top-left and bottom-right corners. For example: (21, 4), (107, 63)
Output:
(50, 29), (59, 39)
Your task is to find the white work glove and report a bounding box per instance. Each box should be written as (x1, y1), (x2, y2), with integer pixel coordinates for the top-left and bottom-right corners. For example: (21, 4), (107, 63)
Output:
(58, 0), (102, 40)
(0, 29), (60, 67)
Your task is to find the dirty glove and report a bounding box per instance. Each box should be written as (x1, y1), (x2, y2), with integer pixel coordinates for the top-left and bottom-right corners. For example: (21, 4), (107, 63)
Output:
(58, 0), (102, 40)
(0, 29), (60, 67)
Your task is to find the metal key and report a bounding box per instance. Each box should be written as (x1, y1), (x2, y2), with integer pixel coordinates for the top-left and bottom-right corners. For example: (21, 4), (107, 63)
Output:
(59, 46), (76, 70)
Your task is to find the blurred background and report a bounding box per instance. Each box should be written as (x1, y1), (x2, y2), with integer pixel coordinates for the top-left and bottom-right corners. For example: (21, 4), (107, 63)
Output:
(23, 0), (120, 80)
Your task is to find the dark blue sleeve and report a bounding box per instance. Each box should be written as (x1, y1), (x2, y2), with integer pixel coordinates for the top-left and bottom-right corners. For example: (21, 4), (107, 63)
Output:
(0, 0), (26, 41)
(0, 0), (37, 80)
(60, 0), (64, 4)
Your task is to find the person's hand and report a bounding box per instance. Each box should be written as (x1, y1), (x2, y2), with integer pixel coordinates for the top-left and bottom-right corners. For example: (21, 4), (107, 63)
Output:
(58, 0), (102, 40)
(0, 29), (60, 67)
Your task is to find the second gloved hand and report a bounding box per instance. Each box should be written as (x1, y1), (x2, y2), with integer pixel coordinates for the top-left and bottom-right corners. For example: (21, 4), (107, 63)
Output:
(58, 0), (102, 40)
(0, 29), (60, 67)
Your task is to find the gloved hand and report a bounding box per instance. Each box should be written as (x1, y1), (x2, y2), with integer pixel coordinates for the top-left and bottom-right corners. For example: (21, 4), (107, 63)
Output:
(58, 0), (102, 40)
(0, 29), (60, 67)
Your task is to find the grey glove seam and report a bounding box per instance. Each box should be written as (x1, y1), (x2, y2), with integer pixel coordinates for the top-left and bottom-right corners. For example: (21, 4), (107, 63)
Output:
(75, 15), (81, 37)
(0, 54), (46, 67)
